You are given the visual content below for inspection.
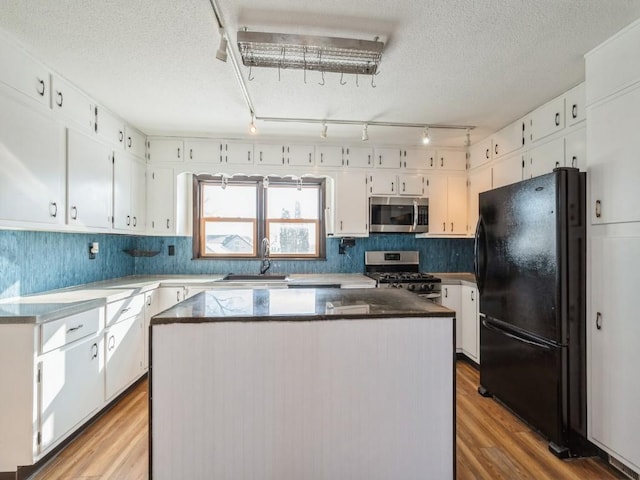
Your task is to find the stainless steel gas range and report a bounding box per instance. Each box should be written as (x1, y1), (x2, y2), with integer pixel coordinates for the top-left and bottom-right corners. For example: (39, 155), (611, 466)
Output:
(364, 251), (442, 302)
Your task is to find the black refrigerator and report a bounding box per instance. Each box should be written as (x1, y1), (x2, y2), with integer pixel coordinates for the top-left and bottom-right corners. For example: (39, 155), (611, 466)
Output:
(474, 167), (593, 458)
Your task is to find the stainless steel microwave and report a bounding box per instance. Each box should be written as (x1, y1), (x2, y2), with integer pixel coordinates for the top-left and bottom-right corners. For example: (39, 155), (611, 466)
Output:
(369, 196), (429, 233)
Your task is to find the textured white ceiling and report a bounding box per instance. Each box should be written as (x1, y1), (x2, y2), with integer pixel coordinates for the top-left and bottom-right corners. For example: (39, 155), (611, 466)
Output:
(1, 0), (640, 146)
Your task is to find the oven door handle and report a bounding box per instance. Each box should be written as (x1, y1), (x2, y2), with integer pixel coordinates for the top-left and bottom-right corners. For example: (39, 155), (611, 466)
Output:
(412, 199), (418, 232)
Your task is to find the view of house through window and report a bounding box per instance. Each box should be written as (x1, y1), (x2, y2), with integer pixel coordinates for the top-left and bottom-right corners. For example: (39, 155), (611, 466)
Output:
(194, 176), (325, 259)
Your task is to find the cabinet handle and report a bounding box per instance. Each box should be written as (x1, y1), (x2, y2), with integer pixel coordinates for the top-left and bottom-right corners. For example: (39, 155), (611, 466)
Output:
(91, 343), (98, 359)
(147, 296), (152, 306)
(49, 202), (58, 218)
(596, 312), (602, 330)
(260, 151), (263, 162)
(555, 161), (560, 168)
(320, 153), (324, 163)
(572, 104), (578, 119)
(71, 205), (78, 220)
(37, 78), (45, 96)
(121, 307), (130, 314)
(309, 152), (312, 163)
(378, 155), (382, 165)
(166, 218), (170, 229)
(190, 148), (193, 160)
(572, 156), (577, 168)
(127, 136), (132, 148)
(391, 182), (394, 192)
(368, 154), (371, 165)
(56, 91), (63, 107)
(471, 290), (475, 301)
(430, 157), (434, 167)
(340, 220), (343, 230)
(67, 324), (84, 333)
(595, 200), (602, 218)
(555, 112), (560, 126)
(177, 147), (180, 158)
(108, 335), (116, 351)
(440, 157), (444, 167)
(126, 215), (131, 226)
(133, 216), (138, 227)
(451, 222), (454, 232)
(402, 182), (406, 192)
(495, 144), (499, 155)
(119, 130), (124, 143)
(485, 148), (489, 159)
(443, 222), (446, 231)
(444, 287), (448, 298)
(176, 291), (181, 302)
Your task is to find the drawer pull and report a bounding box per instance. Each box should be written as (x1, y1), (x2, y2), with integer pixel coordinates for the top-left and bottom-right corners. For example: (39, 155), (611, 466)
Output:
(56, 91), (63, 107)
(37, 78), (45, 96)
(554, 112), (560, 126)
(91, 343), (98, 359)
(572, 104), (578, 119)
(596, 312), (602, 330)
(108, 335), (116, 351)
(67, 324), (84, 333)
(120, 307), (131, 314)
(595, 200), (602, 218)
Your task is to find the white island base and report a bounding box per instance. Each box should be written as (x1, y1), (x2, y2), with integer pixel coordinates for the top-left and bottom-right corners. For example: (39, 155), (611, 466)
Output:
(151, 316), (454, 479)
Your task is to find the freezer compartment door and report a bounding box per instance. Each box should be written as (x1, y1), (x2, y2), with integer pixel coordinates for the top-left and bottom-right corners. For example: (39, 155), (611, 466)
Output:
(479, 317), (565, 448)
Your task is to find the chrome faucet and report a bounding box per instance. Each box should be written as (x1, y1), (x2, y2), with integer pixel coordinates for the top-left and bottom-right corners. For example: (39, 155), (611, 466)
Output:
(260, 237), (271, 274)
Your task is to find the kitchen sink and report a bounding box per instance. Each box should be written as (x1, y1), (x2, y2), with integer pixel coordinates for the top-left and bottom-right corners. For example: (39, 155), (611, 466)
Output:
(222, 274), (288, 281)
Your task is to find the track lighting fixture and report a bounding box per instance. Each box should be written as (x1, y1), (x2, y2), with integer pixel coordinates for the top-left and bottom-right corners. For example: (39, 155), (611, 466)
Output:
(249, 114), (257, 134)
(216, 28), (228, 62)
(321, 122), (328, 139)
(362, 123), (369, 142)
(422, 127), (430, 145)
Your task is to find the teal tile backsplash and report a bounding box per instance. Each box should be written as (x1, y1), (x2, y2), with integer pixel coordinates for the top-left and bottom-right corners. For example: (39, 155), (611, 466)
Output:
(0, 230), (473, 299)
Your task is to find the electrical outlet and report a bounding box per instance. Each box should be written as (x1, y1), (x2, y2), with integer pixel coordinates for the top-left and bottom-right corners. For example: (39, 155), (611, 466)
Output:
(88, 243), (96, 260)
(168, 245), (175, 256)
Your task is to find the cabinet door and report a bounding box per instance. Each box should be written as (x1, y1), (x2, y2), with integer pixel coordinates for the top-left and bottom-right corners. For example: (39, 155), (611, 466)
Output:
(112, 152), (132, 230)
(317, 145), (344, 167)
(147, 138), (184, 163)
(95, 106), (125, 149)
(565, 127), (586, 171)
(588, 86), (640, 224)
(39, 334), (103, 453)
(441, 285), (462, 351)
(0, 39), (50, 106)
(105, 315), (143, 401)
(468, 165), (493, 235)
(469, 138), (492, 169)
(461, 285), (479, 362)
(436, 150), (467, 171)
(67, 129), (112, 230)
(0, 93), (65, 225)
(368, 172), (397, 195)
(493, 120), (526, 158)
(530, 96), (565, 142)
(50, 74), (94, 132)
(589, 230), (640, 471)
(565, 83), (585, 127)
(398, 174), (425, 196)
(185, 139), (221, 162)
(125, 127), (146, 160)
(345, 146), (373, 168)
(428, 176), (448, 234)
(225, 142), (253, 165)
(255, 144), (285, 165)
(286, 144), (314, 166)
(425, 149), (438, 169)
(447, 176), (468, 235)
(492, 152), (524, 189)
(403, 148), (427, 169)
(143, 292), (155, 370)
(335, 172), (368, 236)
(526, 137), (565, 179)
(374, 147), (402, 169)
(147, 167), (175, 233)
(153, 287), (186, 314)
(131, 158), (146, 231)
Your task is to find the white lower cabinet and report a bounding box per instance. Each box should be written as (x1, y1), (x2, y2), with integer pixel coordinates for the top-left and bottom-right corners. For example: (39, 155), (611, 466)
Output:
(461, 285), (479, 363)
(105, 314), (144, 401)
(334, 172), (368, 236)
(441, 285), (462, 352)
(589, 226), (640, 473)
(39, 333), (104, 452)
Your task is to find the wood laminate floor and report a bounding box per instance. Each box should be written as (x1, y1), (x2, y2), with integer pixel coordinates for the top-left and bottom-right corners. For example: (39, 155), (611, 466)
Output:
(31, 361), (624, 479)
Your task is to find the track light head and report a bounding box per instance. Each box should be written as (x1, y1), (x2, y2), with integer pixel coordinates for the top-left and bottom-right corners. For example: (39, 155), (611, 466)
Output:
(422, 127), (430, 145)
(362, 123), (369, 142)
(321, 122), (328, 139)
(216, 28), (228, 62)
(249, 114), (257, 134)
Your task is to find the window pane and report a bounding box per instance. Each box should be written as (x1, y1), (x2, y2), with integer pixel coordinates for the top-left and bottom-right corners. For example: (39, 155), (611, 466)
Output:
(204, 221), (254, 254)
(203, 184), (256, 218)
(266, 186), (319, 219)
(268, 222), (317, 255)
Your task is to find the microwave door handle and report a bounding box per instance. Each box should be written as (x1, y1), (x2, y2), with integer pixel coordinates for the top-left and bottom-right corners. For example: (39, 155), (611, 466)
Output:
(413, 200), (418, 231)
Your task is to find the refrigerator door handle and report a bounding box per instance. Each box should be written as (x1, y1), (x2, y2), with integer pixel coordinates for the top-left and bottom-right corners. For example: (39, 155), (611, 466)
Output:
(474, 215), (486, 295)
(482, 319), (553, 350)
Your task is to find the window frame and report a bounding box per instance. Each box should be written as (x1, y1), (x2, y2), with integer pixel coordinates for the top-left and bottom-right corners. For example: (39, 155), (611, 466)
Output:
(193, 175), (326, 260)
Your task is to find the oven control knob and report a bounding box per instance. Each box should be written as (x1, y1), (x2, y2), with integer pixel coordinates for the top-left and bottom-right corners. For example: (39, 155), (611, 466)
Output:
(419, 284), (429, 292)
(407, 284), (415, 291)
(395, 283), (403, 289)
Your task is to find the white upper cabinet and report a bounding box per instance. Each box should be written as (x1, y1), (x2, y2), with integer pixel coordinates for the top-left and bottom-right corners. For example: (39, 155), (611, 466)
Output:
(398, 174), (425, 196)
(374, 147), (402, 169)
(368, 172), (397, 195)
(467, 164), (492, 234)
(184, 139), (221, 162)
(435, 150), (467, 171)
(529, 96), (565, 143)
(95, 106), (125, 148)
(51, 74), (93, 132)
(564, 127), (586, 171)
(286, 144), (314, 166)
(565, 83), (586, 127)
(223, 142), (253, 165)
(427, 175), (467, 235)
(113, 153), (146, 231)
(492, 120), (525, 158)
(345, 146), (373, 168)
(147, 167), (175, 234)
(66, 129), (112, 230)
(469, 137), (492, 169)
(0, 93), (66, 226)
(316, 145), (344, 167)
(526, 137), (565, 179)
(124, 127), (145, 160)
(403, 148), (427, 169)
(0, 37), (50, 106)
(492, 151), (524, 189)
(334, 172), (368, 236)
(255, 143), (285, 166)
(147, 138), (184, 163)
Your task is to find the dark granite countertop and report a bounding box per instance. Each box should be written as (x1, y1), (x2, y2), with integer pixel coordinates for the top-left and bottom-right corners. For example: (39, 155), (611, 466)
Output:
(151, 287), (454, 325)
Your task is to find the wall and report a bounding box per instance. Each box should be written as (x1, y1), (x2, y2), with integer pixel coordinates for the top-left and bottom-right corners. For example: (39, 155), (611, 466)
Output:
(0, 230), (473, 299)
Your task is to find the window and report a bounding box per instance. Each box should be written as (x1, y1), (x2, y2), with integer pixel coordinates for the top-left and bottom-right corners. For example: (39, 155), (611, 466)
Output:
(193, 175), (326, 259)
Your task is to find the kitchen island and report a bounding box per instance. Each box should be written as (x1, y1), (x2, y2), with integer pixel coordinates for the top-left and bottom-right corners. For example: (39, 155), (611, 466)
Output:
(150, 287), (455, 480)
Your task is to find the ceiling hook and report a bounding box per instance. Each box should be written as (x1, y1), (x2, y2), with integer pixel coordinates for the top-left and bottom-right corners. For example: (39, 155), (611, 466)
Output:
(248, 65), (254, 81)
(356, 72), (359, 87)
(371, 71), (379, 88)
(340, 71), (347, 86)
(319, 70), (325, 86)
(303, 47), (307, 84)
(318, 51), (325, 86)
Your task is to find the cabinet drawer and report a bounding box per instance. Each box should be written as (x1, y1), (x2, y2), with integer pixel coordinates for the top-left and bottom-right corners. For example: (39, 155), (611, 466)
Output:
(106, 294), (145, 326)
(41, 308), (101, 354)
